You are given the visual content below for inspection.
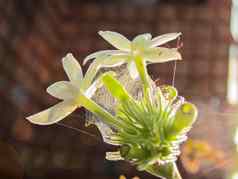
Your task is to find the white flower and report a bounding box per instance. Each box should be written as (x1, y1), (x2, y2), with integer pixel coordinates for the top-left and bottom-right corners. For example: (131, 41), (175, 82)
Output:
(84, 31), (182, 79)
(26, 53), (103, 125)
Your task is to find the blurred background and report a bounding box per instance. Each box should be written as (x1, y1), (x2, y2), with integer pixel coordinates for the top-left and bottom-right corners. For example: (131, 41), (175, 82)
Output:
(0, 0), (238, 179)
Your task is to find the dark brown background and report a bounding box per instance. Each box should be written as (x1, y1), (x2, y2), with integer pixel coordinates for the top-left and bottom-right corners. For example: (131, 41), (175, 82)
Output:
(0, 0), (233, 179)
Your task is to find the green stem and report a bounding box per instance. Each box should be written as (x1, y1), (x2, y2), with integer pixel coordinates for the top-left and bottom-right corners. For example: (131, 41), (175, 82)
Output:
(77, 93), (121, 129)
(144, 87), (151, 104)
(134, 55), (152, 102)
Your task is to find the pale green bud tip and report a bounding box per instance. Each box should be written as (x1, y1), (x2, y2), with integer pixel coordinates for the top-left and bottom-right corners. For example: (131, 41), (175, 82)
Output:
(180, 102), (198, 121)
(171, 102), (198, 134)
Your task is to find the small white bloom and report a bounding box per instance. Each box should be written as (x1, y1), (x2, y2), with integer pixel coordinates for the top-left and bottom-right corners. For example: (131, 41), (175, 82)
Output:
(84, 31), (182, 79)
(26, 53), (103, 125)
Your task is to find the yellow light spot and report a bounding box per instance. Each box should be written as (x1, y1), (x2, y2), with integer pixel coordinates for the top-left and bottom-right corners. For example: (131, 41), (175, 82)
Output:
(119, 175), (127, 179)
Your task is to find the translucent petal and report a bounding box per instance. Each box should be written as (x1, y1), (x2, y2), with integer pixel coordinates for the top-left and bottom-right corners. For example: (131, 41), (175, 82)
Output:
(62, 53), (83, 86)
(26, 100), (78, 125)
(84, 71), (116, 98)
(47, 81), (78, 100)
(83, 50), (127, 65)
(145, 47), (182, 63)
(86, 64), (143, 111)
(151, 32), (182, 47)
(82, 55), (128, 90)
(102, 73), (132, 102)
(98, 31), (131, 51)
(87, 117), (120, 145)
(127, 61), (139, 79)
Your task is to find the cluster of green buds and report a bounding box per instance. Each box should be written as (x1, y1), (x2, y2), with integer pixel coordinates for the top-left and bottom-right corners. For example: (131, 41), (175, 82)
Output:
(27, 31), (198, 179)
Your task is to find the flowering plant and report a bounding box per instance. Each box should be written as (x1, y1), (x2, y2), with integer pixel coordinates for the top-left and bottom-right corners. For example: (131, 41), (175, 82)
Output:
(27, 31), (198, 179)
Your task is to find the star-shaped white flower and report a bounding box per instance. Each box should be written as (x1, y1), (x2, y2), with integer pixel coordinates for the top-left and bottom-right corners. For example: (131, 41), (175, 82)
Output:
(26, 53), (104, 125)
(84, 31), (182, 79)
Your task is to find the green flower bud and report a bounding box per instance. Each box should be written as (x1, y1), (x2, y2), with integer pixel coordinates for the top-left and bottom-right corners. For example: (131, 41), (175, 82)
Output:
(170, 102), (198, 135)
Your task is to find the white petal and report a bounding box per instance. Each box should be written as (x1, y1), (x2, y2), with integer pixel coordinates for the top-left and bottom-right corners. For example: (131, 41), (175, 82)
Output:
(145, 47), (182, 64)
(151, 32), (182, 47)
(81, 60), (101, 91)
(83, 50), (126, 65)
(98, 31), (131, 51)
(47, 81), (78, 100)
(26, 100), (78, 125)
(62, 53), (83, 86)
(127, 61), (139, 79)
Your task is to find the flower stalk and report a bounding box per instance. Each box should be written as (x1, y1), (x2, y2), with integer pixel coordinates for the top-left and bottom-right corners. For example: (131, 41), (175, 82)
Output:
(133, 55), (152, 103)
